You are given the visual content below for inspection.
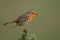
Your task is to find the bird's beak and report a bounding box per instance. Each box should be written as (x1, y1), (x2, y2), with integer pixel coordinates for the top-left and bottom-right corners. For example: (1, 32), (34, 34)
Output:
(36, 14), (38, 15)
(34, 11), (38, 15)
(32, 11), (38, 15)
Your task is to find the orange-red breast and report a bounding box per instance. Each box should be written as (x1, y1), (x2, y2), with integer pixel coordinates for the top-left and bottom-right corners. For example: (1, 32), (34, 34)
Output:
(3, 10), (38, 26)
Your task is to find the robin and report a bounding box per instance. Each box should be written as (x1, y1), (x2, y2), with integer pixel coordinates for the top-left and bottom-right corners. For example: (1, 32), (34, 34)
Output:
(3, 10), (38, 26)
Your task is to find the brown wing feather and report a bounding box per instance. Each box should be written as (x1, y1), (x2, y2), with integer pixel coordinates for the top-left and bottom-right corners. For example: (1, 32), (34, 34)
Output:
(16, 14), (29, 26)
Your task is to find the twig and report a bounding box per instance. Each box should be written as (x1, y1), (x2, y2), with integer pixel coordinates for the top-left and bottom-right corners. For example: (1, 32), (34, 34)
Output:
(18, 27), (37, 40)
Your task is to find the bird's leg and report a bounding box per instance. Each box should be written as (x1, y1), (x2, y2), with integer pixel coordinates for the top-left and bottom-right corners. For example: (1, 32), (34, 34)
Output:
(19, 22), (24, 26)
(13, 22), (19, 27)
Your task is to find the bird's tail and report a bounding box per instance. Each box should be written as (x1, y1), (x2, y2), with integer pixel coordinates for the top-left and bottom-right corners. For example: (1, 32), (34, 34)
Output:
(3, 20), (16, 25)
(3, 22), (11, 25)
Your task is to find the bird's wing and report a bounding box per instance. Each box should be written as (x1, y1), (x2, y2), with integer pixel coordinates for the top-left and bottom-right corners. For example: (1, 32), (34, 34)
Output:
(16, 14), (29, 23)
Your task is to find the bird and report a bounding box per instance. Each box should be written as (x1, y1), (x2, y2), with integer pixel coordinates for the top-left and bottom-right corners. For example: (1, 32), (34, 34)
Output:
(3, 10), (38, 27)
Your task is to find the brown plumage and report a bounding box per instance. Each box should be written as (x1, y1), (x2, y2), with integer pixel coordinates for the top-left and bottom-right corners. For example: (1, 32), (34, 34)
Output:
(3, 10), (37, 26)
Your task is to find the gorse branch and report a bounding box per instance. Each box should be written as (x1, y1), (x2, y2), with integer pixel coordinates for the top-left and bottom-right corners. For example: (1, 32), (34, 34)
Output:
(19, 27), (37, 40)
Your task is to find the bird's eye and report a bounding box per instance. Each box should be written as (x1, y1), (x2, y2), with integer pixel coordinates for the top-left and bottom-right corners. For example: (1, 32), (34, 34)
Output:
(32, 13), (34, 14)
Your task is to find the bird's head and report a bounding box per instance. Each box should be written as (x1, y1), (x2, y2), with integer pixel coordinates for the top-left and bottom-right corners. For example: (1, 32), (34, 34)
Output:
(26, 10), (38, 16)
(30, 11), (38, 16)
(26, 10), (38, 22)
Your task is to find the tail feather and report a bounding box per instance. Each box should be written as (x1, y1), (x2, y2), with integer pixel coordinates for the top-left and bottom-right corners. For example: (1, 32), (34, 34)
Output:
(3, 20), (17, 26)
(3, 22), (9, 25)
(3, 22), (13, 25)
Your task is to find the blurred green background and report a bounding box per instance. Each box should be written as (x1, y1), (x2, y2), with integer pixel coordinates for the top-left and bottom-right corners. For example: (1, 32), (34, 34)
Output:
(0, 0), (60, 40)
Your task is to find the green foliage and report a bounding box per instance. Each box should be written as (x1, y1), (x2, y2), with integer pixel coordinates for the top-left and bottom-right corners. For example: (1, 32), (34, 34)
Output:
(19, 28), (37, 40)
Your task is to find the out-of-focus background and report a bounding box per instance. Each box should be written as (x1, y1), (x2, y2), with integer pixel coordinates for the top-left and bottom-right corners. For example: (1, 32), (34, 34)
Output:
(0, 0), (60, 40)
